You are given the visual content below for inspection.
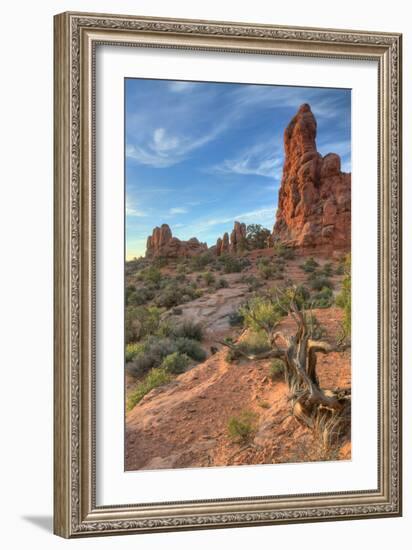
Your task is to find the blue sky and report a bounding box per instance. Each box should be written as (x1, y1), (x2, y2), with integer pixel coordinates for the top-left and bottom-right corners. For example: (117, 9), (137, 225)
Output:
(125, 78), (351, 259)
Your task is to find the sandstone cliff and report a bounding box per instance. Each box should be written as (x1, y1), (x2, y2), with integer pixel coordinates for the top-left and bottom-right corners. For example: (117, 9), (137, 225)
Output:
(273, 104), (351, 249)
(146, 224), (207, 258)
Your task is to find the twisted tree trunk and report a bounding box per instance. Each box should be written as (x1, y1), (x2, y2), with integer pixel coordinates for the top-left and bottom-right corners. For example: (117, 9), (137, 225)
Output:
(219, 300), (350, 447)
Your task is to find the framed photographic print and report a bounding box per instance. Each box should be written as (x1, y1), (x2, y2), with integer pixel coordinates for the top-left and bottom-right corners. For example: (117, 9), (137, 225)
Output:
(53, 12), (402, 538)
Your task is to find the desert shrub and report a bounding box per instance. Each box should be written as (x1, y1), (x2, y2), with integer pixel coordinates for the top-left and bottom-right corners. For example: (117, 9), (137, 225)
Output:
(126, 368), (172, 411)
(226, 331), (271, 362)
(125, 342), (145, 363)
(171, 320), (203, 341)
(335, 263), (345, 275)
(318, 262), (334, 277)
(153, 257), (168, 269)
(227, 411), (258, 443)
(127, 331), (206, 377)
(126, 286), (155, 306)
(218, 254), (243, 274)
(228, 309), (244, 327)
(310, 286), (334, 308)
(203, 271), (216, 287)
(240, 274), (263, 292)
(161, 352), (190, 374)
(166, 280), (203, 304)
(174, 273), (187, 283)
(300, 257), (319, 273)
(128, 337), (177, 376)
(215, 277), (229, 289)
(125, 305), (162, 344)
(189, 252), (215, 271)
(154, 282), (201, 309)
(125, 257), (148, 276)
(142, 266), (162, 285)
(273, 242), (295, 260)
(176, 263), (187, 275)
(307, 274), (334, 291)
(240, 296), (284, 334)
(246, 224), (271, 250)
(269, 359), (285, 380)
(335, 254), (351, 340)
(257, 262), (274, 280)
(174, 337), (206, 361)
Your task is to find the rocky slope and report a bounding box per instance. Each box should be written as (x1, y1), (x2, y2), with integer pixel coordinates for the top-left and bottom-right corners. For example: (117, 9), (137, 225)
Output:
(273, 103), (351, 249)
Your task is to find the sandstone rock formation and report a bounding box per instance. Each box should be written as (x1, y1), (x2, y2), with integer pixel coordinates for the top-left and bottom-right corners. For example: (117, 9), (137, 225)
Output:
(230, 221), (247, 254)
(273, 103), (351, 249)
(146, 224), (207, 258)
(215, 223), (246, 255)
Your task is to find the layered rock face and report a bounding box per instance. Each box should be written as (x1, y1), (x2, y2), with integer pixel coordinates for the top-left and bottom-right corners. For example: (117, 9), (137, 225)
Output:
(273, 104), (351, 249)
(215, 222), (246, 256)
(146, 224), (207, 258)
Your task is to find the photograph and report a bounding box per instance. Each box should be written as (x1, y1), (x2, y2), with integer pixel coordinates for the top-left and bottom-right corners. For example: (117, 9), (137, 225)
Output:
(124, 79), (352, 471)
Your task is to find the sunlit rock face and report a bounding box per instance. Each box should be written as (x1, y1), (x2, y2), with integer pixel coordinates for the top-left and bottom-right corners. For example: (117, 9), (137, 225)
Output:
(273, 103), (351, 250)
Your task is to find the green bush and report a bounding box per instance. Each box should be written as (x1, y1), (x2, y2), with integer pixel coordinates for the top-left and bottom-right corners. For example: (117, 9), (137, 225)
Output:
(308, 274), (333, 291)
(240, 297), (283, 334)
(299, 257), (319, 273)
(218, 254), (243, 274)
(126, 286), (155, 306)
(189, 252), (215, 271)
(215, 277), (229, 289)
(129, 335), (206, 377)
(335, 263), (345, 275)
(154, 281), (201, 309)
(203, 271), (216, 286)
(227, 411), (258, 443)
(228, 309), (244, 327)
(318, 262), (334, 277)
(175, 337), (206, 361)
(142, 266), (162, 285)
(226, 331), (271, 362)
(273, 242), (295, 260)
(125, 342), (144, 362)
(269, 359), (284, 380)
(161, 352), (190, 374)
(257, 263), (274, 280)
(128, 337), (177, 377)
(310, 286), (333, 308)
(126, 368), (172, 411)
(125, 305), (162, 344)
(240, 275), (263, 292)
(171, 321), (203, 341)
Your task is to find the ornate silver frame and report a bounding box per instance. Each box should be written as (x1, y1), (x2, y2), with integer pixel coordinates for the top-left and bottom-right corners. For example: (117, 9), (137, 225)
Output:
(53, 11), (402, 538)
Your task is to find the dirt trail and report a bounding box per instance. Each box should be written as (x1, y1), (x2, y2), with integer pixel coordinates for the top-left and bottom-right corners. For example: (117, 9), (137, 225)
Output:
(125, 307), (350, 471)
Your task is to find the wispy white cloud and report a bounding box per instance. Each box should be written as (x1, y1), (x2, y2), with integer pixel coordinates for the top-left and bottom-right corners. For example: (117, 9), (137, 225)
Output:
(204, 207), (275, 228)
(211, 141), (283, 178)
(126, 124), (225, 168)
(168, 81), (196, 93)
(125, 197), (147, 217)
(169, 207), (188, 215)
